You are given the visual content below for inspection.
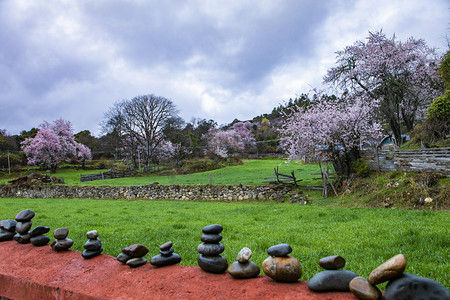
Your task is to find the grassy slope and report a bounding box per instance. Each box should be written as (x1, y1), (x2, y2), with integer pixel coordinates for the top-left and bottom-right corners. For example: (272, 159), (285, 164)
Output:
(0, 198), (448, 289)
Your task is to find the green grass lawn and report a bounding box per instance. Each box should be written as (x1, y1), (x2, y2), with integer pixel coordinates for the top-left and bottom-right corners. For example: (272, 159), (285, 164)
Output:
(1, 197), (448, 289)
(79, 159), (324, 186)
(1, 159), (325, 186)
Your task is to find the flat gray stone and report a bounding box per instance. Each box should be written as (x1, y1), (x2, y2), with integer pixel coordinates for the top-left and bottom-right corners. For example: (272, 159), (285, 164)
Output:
(83, 238), (102, 251)
(197, 243), (224, 256)
(0, 230), (15, 241)
(267, 243), (292, 257)
(227, 261), (260, 279)
(82, 247), (103, 259)
(307, 270), (358, 292)
(30, 226), (50, 237)
(14, 233), (31, 244)
(202, 224), (223, 234)
(50, 238), (73, 251)
(30, 235), (50, 247)
(159, 241), (172, 251)
(15, 209), (35, 222)
(15, 221), (32, 235)
(201, 234), (222, 243)
(126, 257), (147, 268)
(198, 254), (228, 274)
(150, 253), (182, 267)
(122, 244), (149, 257)
(117, 252), (134, 264)
(0, 219), (17, 231)
(54, 228), (69, 239)
(86, 230), (98, 239)
(159, 248), (174, 256)
(385, 273), (450, 300)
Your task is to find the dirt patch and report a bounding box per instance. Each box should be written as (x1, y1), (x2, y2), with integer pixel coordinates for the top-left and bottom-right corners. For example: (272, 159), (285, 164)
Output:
(8, 172), (65, 185)
(0, 241), (358, 299)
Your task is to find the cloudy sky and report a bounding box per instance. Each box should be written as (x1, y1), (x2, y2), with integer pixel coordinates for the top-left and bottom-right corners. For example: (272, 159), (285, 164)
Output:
(0, 0), (448, 136)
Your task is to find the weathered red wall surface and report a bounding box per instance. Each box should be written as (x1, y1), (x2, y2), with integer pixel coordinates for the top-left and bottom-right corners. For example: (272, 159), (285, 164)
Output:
(0, 241), (357, 300)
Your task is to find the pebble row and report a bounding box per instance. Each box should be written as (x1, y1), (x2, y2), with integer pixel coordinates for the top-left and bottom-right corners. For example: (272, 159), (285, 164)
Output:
(1, 210), (449, 299)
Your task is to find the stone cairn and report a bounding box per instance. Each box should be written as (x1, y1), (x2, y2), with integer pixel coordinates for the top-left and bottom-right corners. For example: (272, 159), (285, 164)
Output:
(150, 241), (182, 267)
(307, 255), (358, 292)
(13, 209), (35, 244)
(82, 230), (103, 259)
(348, 254), (449, 300)
(262, 243), (302, 283)
(50, 228), (74, 251)
(197, 224), (228, 273)
(227, 247), (260, 279)
(0, 219), (17, 241)
(117, 244), (148, 268)
(29, 226), (51, 247)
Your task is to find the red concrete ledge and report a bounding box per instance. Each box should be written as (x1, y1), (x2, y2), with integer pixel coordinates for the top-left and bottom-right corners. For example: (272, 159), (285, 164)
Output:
(0, 241), (356, 300)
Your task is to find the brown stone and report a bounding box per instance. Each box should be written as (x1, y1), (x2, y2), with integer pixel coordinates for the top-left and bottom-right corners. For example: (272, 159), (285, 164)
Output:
(318, 255), (346, 270)
(262, 256), (302, 283)
(369, 254), (406, 285)
(349, 277), (382, 300)
(122, 244), (149, 257)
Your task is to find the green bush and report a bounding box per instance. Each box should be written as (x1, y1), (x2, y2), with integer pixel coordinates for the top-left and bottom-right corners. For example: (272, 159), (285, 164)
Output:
(352, 159), (370, 177)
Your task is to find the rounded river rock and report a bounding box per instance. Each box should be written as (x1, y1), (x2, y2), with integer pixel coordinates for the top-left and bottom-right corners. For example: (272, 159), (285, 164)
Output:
(202, 224), (223, 234)
(267, 243), (292, 257)
(262, 256), (302, 283)
(349, 276), (382, 300)
(307, 270), (358, 292)
(369, 254), (406, 285)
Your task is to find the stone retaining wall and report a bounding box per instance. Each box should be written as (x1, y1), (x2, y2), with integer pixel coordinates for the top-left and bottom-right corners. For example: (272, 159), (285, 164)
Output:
(0, 184), (293, 201)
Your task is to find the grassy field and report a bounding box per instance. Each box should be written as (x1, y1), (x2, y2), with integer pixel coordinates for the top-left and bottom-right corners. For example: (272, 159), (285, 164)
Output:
(0, 159), (325, 186)
(1, 197), (448, 289)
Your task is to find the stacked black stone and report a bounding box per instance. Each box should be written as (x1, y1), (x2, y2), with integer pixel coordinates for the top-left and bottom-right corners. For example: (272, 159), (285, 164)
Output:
(29, 226), (51, 246)
(307, 255), (358, 292)
(50, 228), (74, 251)
(117, 244), (149, 268)
(197, 224), (228, 274)
(13, 209), (35, 244)
(82, 230), (103, 259)
(150, 241), (182, 267)
(0, 219), (17, 241)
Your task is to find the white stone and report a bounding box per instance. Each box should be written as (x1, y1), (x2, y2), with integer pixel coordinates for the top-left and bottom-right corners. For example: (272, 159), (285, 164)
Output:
(237, 247), (252, 263)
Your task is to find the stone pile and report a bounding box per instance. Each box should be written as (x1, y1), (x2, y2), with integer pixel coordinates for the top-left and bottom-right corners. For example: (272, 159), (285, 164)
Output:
(0, 219), (16, 241)
(197, 224), (228, 274)
(117, 244), (148, 268)
(29, 226), (51, 247)
(150, 241), (182, 267)
(227, 247), (260, 279)
(13, 209), (35, 244)
(347, 254), (449, 300)
(82, 230), (103, 259)
(262, 243), (302, 283)
(308, 255), (358, 292)
(50, 228), (73, 251)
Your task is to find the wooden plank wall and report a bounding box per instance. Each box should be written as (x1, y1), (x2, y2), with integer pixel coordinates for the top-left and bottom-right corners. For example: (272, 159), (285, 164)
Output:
(361, 147), (450, 175)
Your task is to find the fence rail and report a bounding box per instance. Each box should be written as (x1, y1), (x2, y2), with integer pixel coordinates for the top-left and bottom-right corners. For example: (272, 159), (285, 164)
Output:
(362, 147), (450, 175)
(80, 170), (134, 182)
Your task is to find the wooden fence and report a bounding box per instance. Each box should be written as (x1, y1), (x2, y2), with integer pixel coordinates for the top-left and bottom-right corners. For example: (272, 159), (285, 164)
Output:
(80, 170), (134, 182)
(362, 147), (450, 175)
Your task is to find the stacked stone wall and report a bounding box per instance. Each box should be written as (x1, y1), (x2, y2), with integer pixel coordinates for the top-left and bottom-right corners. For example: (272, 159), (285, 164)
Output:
(0, 184), (292, 201)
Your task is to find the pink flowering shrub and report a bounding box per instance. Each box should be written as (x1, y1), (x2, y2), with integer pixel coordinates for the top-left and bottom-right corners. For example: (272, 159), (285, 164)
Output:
(279, 95), (383, 176)
(21, 119), (92, 172)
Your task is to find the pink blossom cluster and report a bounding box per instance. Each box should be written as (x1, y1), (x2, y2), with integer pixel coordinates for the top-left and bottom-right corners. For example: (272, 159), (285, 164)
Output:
(325, 30), (442, 141)
(279, 95), (383, 162)
(205, 121), (256, 157)
(21, 118), (92, 169)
